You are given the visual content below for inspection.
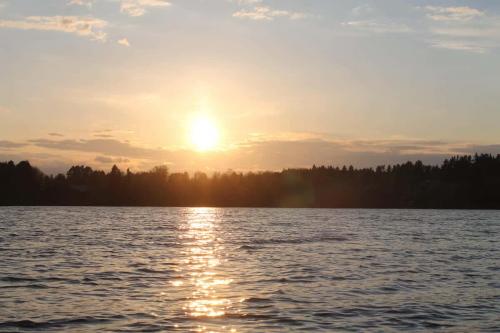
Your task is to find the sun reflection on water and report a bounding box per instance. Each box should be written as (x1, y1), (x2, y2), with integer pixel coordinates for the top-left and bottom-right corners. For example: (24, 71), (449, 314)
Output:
(175, 207), (234, 322)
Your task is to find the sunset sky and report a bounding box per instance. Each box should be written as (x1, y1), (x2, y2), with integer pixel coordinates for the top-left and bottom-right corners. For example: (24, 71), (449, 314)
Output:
(1, 0), (499, 174)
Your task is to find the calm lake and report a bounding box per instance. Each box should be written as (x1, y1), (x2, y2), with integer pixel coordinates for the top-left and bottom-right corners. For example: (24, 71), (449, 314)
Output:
(1, 207), (499, 332)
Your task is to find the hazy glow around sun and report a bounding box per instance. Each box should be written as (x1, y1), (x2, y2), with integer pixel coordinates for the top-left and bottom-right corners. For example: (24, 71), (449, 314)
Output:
(190, 116), (219, 152)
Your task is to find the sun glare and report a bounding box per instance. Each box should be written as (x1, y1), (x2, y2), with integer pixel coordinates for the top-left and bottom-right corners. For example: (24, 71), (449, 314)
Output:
(190, 116), (219, 152)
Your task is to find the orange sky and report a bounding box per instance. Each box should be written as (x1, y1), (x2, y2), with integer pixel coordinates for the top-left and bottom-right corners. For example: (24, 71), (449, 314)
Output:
(1, 0), (499, 173)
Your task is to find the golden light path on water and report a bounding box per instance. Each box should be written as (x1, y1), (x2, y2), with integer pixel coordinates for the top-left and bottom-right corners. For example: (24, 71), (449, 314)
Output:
(173, 208), (240, 332)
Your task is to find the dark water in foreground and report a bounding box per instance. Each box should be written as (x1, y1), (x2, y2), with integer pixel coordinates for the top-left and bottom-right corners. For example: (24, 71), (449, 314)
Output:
(0, 208), (499, 332)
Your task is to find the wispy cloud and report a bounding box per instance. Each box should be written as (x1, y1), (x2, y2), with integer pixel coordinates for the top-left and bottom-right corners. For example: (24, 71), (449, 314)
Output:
(425, 6), (484, 22)
(0, 140), (26, 148)
(233, 3), (310, 21)
(29, 138), (158, 159)
(342, 20), (411, 34)
(120, 0), (170, 17)
(428, 39), (492, 54)
(68, 0), (170, 16)
(342, 4), (499, 53)
(342, 4), (411, 35)
(95, 155), (130, 163)
(423, 6), (500, 53)
(67, 0), (94, 7)
(230, 0), (263, 4)
(1, 1), (169, 42)
(117, 37), (130, 46)
(351, 4), (374, 17)
(0, 16), (107, 41)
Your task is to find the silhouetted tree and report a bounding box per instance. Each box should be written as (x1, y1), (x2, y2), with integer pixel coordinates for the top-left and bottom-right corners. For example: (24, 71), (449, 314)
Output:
(1, 154), (500, 208)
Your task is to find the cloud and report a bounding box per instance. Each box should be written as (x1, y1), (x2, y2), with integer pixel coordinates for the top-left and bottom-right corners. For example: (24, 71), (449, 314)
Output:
(4, 135), (500, 174)
(341, 4), (497, 53)
(29, 138), (159, 159)
(428, 39), (490, 54)
(117, 37), (130, 46)
(95, 155), (130, 163)
(342, 20), (411, 34)
(233, 6), (310, 21)
(23, 136), (500, 172)
(120, 0), (170, 17)
(0, 16), (107, 41)
(456, 144), (500, 154)
(69, 0), (170, 16)
(430, 25), (500, 39)
(351, 4), (374, 17)
(219, 138), (500, 170)
(0, 140), (26, 148)
(68, 0), (94, 7)
(230, 0), (263, 4)
(421, 6), (500, 53)
(425, 6), (484, 22)
(343, 4), (411, 35)
(92, 128), (134, 137)
(93, 128), (114, 133)
(49, 132), (64, 137)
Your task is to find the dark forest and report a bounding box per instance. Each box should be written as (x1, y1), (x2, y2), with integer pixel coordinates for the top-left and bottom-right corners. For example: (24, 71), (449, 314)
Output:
(1, 154), (500, 208)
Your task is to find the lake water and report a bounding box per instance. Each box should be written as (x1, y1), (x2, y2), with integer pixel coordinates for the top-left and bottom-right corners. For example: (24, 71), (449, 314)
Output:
(0, 207), (499, 332)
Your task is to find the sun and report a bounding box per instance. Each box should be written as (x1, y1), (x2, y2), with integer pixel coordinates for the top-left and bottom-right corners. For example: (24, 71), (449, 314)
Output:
(190, 116), (219, 152)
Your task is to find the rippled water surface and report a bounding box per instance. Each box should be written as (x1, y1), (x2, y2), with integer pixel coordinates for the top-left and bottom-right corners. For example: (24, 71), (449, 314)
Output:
(1, 207), (499, 332)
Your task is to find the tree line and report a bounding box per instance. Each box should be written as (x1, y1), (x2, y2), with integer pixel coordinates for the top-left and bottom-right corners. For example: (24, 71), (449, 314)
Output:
(1, 154), (499, 208)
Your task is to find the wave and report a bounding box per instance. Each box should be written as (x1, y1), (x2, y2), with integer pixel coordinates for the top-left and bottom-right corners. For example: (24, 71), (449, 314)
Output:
(1, 276), (38, 283)
(243, 297), (273, 303)
(135, 268), (173, 274)
(240, 235), (348, 248)
(0, 283), (50, 289)
(0, 315), (126, 329)
(0, 276), (74, 283)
